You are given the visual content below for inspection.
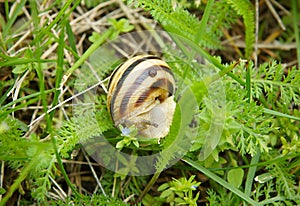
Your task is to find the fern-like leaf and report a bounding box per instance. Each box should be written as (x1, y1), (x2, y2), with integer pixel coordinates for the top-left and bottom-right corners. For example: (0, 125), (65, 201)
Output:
(225, 0), (255, 58)
(251, 62), (300, 113)
(265, 154), (296, 199)
(130, 0), (220, 49)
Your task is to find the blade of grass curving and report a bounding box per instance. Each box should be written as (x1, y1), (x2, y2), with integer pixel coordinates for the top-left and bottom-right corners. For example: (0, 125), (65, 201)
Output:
(4, 0), (9, 21)
(175, 153), (299, 174)
(1, 97), (43, 118)
(0, 56), (54, 67)
(209, 153), (300, 172)
(34, 54), (49, 127)
(291, 0), (300, 68)
(182, 157), (259, 206)
(0, 89), (55, 112)
(0, 83), (14, 106)
(66, 20), (79, 61)
(244, 58), (257, 206)
(31, 0), (80, 45)
(168, 32), (246, 86)
(2, 0), (26, 37)
(29, 0), (39, 31)
(63, 27), (114, 83)
(175, 0), (214, 96)
(263, 108), (300, 121)
(259, 196), (287, 205)
(49, 21), (65, 120)
(196, 0), (214, 44)
(243, 149), (260, 206)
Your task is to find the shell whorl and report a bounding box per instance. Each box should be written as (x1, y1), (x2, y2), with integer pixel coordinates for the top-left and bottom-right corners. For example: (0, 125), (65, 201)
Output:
(107, 55), (176, 139)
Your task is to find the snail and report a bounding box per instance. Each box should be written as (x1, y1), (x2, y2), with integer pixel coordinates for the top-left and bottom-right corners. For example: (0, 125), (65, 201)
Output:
(107, 55), (176, 139)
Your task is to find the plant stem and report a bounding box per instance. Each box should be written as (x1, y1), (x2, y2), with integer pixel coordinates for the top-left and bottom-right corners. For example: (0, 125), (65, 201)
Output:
(51, 132), (82, 198)
(136, 171), (161, 204)
(291, 0), (300, 68)
(246, 61), (251, 103)
(243, 148), (260, 206)
(63, 28), (114, 84)
(0, 155), (39, 206)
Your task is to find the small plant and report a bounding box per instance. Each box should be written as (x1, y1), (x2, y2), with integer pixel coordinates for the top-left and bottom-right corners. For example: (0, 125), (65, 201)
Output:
(116, 125), (140, 149)
(157, 175), (200, 206)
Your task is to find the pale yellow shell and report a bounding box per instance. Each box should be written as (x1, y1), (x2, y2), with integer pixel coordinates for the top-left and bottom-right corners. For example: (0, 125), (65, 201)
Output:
(107, 55), (176, 139)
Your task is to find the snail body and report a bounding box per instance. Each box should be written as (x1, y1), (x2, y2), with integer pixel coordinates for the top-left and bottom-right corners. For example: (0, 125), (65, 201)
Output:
(107, 55), (176, 139)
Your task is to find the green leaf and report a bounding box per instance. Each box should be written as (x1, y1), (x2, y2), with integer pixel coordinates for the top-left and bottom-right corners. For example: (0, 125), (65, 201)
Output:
(133, 140), (139, 148)
(108, 18), (134, 38)
(227, 168), (244, 188)
(116, 140), (125, 149)
(157, 183), (169, 191)
(160, 188), (173, 198)
(0, 188), (6, 195)
(174, 197), (185, 204)
(88, 32), (101, 43)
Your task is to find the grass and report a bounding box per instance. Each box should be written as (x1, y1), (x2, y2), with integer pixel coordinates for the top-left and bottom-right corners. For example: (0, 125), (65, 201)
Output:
(0, 0), (300, 205)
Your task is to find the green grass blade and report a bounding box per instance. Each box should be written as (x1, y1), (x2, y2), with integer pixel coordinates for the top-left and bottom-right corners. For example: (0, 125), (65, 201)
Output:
(31, 0), (79, 45)
(182, 157), (259, 206)
(0, 56), (54, 67)
(49, 21), (65, 120)
(2, 0), (27, 37)
(197, 0), (214, 44)
(66, 20), (79, 61)
(264, 108), (300, 121)
(244, 149), (260, 206)
(168, 33), (246, 86)
(0, 89), (55, 112)
(291, 0), (300, 68)
(64, 27), (114, 78)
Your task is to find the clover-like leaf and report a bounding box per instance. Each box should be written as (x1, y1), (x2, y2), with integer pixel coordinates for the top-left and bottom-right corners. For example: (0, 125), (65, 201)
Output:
(227, 168), (244, 188)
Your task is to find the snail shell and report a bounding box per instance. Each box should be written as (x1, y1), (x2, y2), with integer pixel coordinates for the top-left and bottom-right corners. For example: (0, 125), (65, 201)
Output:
(107, 55), (176, 139)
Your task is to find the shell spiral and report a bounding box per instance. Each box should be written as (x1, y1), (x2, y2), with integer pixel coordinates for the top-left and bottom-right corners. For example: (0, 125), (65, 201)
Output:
(107, 55), (176, 139)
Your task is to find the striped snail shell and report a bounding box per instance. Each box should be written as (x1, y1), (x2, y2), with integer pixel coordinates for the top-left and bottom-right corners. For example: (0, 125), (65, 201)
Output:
(107, 55), (176, 139)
